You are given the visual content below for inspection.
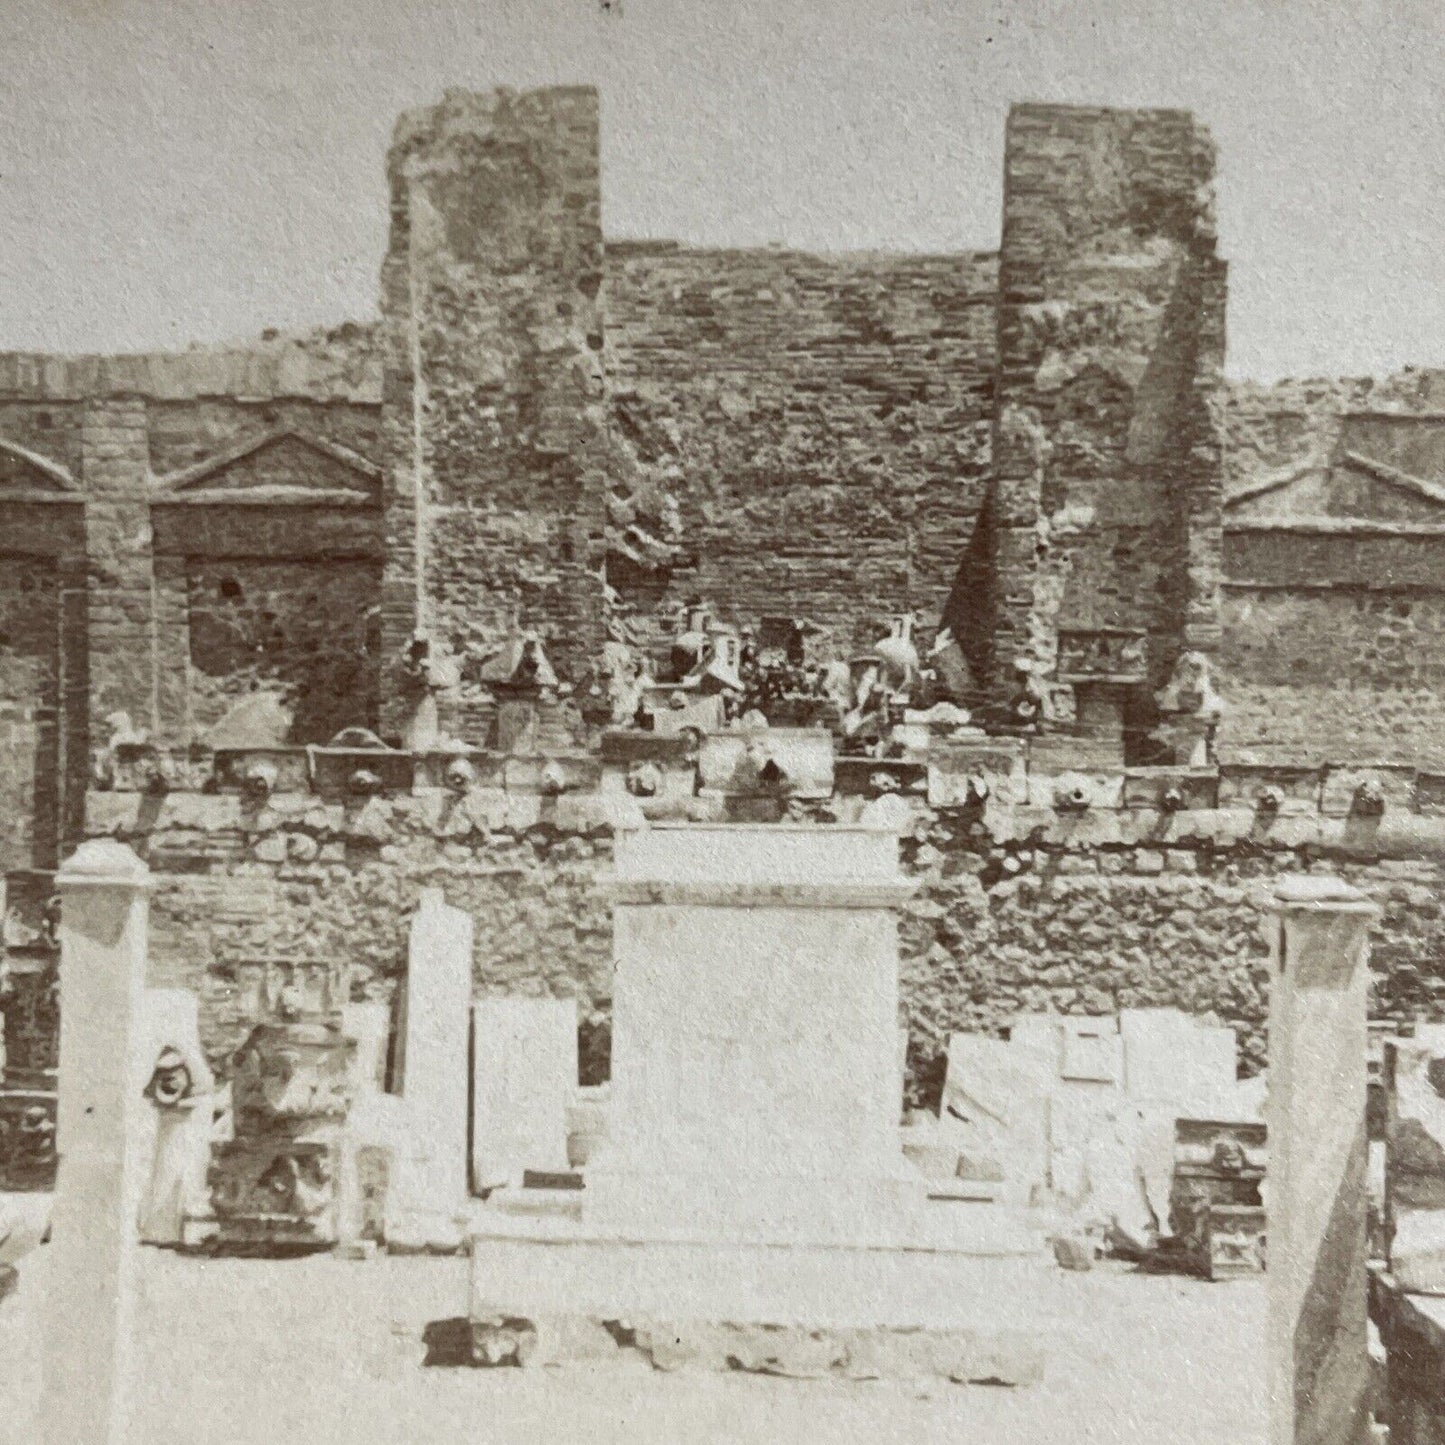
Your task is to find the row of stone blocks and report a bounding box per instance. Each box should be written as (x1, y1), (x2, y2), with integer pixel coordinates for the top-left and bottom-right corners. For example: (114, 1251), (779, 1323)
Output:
(97, 732), (1445, 816)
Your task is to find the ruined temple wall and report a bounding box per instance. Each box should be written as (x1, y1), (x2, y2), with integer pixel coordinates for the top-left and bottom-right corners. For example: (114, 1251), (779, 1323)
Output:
(990, 103), (1224, 699)
(603, 241), (998, 652)
(0, 340), (386, 869)
(1217, 370), (1445, 765)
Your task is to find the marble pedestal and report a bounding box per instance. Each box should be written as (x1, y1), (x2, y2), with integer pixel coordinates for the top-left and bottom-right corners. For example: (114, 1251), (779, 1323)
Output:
(584, 824), (921, 1248)
(471, 823), (1044, 1351)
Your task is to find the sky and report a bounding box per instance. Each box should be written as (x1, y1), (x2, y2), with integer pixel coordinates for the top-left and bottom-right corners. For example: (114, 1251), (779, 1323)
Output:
(1, 0), (1441, 381)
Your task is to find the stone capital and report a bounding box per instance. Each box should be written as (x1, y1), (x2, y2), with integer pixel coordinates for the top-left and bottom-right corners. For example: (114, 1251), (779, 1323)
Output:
(1270, 874), (1377, 916)
(55, 839), (153, 892)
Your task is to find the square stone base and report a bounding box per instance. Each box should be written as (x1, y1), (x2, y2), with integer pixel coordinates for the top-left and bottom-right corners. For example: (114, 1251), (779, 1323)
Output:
(469, 1205), (1050, 1333)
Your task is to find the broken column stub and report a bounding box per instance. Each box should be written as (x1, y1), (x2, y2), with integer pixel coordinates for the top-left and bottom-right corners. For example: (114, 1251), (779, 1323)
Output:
(585, 823), (923, 1247)
(42, 841), (154, 1445)
(1265, 875), (1378, 1445)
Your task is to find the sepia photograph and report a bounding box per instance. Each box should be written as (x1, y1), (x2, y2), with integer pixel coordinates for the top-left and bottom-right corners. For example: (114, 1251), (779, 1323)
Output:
(1, 1), (1443, 1440)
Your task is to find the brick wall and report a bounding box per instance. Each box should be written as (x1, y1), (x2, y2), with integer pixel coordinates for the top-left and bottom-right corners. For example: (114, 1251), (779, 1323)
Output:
(990, 104), (1224, 704)
(604, 242), (997, 653)
(1219, 370), (1445, 766)
(184, 558), (382, 744)
(380, 87), (608, 730)
(0, 557), (60, 872)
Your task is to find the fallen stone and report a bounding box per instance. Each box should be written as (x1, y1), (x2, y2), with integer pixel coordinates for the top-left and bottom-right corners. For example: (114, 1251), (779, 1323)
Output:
(633, 1320), (734, 1372)
(727, 1327), (845, 1378)
(522, 1314), (622, 1368)
(1052, 1234), (1096, 1271)
(468, 1315), (539, 1367)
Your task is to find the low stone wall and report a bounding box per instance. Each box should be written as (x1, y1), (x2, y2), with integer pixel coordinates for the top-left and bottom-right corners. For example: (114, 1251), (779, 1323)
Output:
(62, 739), (1445, 1105)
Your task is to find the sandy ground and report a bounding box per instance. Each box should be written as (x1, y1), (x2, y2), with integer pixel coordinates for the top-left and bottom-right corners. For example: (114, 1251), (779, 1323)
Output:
(0, 1246), (1265, 1445)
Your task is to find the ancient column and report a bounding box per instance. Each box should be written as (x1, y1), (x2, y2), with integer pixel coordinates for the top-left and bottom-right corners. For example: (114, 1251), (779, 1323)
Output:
(42, 840), (154, 1445)
(1266, 875), (1378, 1445)
(389, 887), (473, 1249)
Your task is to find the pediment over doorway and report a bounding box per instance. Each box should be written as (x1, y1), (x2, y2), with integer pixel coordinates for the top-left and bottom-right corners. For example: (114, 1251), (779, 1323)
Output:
(154, 428), (381, 504)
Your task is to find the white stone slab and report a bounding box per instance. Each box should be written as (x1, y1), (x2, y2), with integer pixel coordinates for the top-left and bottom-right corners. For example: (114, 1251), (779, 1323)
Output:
(940, 1033), (1050, 1204)
(1120, 1008), (1237, 1109)
(470, 997), (577, 1192)
(590, 823), (922, 1248)
(1059, 1016), (1121, 1084)
(470, 1211), (1048, 1332)
(389, 889), (473, 1248)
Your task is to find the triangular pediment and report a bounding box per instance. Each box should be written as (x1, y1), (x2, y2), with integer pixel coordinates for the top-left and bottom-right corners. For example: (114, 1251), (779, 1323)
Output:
(1226, 416), (1445, 526)
(0, 437), (77, 497)
(155, 429), (380, 503)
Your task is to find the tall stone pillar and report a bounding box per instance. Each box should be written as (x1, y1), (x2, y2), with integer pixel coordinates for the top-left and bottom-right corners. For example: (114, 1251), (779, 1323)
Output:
(989, 105), (1224, 711)
(1265, 876), (1378, 1445)
(42, 840), (153, 1445)
(389, 887), (473, 1250)
(82, 398), (158, 744)
(378, 86), (608, 740)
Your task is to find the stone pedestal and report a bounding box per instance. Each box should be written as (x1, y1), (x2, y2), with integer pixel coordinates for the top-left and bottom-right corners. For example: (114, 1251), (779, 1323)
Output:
(1266, 875), (1379, 1445)
(42, 841), (153, 1445)
(470, 822), (1045, 1347)
(585, 824), (919, 1248)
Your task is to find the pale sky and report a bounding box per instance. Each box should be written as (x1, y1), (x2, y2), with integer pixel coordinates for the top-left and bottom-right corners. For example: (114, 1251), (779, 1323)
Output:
(1, 0), (1441, 381)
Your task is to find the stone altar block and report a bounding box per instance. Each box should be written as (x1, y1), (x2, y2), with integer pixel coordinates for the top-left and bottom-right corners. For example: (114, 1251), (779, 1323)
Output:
(470, 822), (1047, 1352)
(584, 823), (920, 1247)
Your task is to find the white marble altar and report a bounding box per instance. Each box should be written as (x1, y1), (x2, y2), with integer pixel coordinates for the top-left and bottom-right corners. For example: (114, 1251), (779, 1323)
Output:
(470, 821), (1044, 1337)
(585, 823), (920, 1246)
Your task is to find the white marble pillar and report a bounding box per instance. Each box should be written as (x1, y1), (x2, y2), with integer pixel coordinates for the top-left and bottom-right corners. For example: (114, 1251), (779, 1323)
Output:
(389, 888), (473, 1249)
(42, 841), (154, 1445)
(1266, 875), (1378, 1445)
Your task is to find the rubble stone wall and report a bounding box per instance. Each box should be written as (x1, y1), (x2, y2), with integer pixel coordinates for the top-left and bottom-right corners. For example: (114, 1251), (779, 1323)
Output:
(79, 778), (1445, 1108)
(604, 242), (998, 654)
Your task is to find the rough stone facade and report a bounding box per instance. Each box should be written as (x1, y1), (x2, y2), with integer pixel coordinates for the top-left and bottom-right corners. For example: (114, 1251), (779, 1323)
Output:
(7, 86), (1445, 1122)
(71, 754), (1445, 1107)
(604, 243), (998, 655)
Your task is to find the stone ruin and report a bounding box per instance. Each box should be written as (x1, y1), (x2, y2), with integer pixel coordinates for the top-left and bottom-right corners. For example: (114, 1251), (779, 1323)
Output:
(7, 81), (1445, 1409)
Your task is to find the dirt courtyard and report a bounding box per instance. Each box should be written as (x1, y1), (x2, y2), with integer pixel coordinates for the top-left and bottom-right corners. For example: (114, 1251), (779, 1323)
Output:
(0, 1245), (1266, 1445)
